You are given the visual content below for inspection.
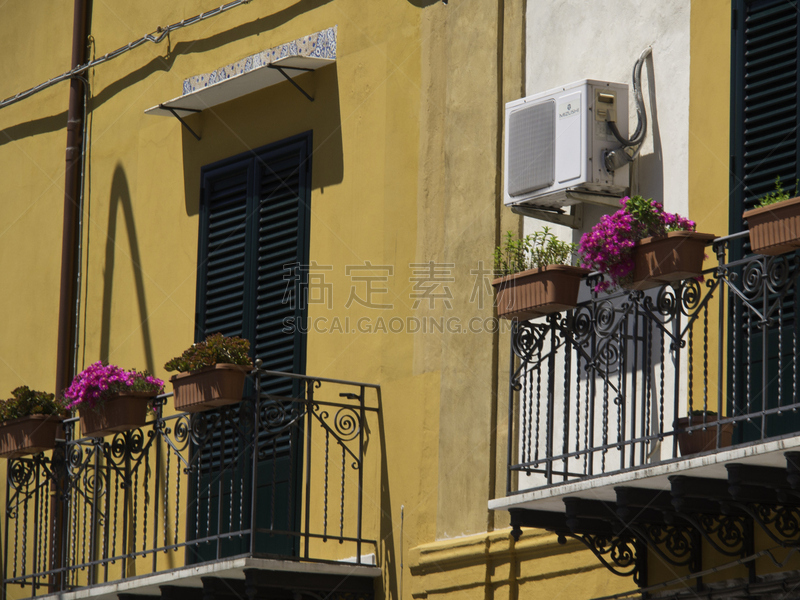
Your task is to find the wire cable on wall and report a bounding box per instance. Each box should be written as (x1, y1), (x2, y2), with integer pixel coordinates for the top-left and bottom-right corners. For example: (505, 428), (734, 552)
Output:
(604, 46), (652, 172)
(0, 0), (252, 111)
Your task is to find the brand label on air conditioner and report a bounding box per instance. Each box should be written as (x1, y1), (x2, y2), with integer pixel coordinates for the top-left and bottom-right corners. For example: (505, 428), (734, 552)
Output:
(558, 101), (580, 119)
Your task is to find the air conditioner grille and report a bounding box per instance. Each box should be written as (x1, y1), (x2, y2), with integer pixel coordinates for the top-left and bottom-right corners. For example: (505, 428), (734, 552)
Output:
(507, 100), (555, 197)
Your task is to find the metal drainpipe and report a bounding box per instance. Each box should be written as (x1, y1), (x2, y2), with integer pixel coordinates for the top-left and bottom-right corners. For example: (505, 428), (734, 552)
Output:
(55, 0), (91, 397)
(52, 0), (90, 592)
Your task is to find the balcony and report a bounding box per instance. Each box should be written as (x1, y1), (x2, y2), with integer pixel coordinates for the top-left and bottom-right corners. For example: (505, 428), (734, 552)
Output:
(490, 232), (800, 589)
(3, 367), (381, 600)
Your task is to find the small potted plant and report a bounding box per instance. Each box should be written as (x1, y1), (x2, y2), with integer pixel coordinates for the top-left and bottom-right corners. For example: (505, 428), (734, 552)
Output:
(743, 176), (800, 256)
(675, 410), (734, 457)
(164, 333), (253, 413)
(64, 363), (164, 438)
(579, 195), (716, 292)
(0, 387), (65, 458)
(492, 227), (589, 321)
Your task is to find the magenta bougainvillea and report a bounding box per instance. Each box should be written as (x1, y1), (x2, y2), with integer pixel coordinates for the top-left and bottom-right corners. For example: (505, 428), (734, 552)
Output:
(64, 362), (164, 410)
(579, 195), (696, 293)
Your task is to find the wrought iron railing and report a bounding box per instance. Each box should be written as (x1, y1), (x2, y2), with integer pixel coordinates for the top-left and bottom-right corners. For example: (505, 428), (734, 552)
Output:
(3, 366), (380, 598)
(507, 232), (800, 493)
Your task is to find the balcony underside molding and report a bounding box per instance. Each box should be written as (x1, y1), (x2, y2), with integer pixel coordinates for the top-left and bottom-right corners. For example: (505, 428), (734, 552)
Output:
(35, 557), (380, 600)
(505, 452), (800, 589)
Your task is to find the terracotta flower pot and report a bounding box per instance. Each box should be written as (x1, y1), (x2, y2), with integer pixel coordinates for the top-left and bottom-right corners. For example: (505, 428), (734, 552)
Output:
(170, 363), (251, 413)
(628, 231), (716, 291)
(79, 392), (153, 438)
(743, 196), (800, 256)
(0, 415), (63, 459)
(492, 265), (590, 321)
(676, 415), (733, 456)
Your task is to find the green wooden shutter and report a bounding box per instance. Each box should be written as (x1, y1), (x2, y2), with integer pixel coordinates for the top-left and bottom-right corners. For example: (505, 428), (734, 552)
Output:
(731, 0), (799, 235)
(190, 133), (311, 562)
(730, 1), (800, 442)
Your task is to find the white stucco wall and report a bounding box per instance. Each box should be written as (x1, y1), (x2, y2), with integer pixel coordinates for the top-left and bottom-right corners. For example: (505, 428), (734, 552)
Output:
(512, 2), (693, 482)
(524, 0), (691, 226)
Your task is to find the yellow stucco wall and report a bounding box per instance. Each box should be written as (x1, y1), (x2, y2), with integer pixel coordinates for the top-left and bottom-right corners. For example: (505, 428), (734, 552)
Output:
(687, 0), (730, 415)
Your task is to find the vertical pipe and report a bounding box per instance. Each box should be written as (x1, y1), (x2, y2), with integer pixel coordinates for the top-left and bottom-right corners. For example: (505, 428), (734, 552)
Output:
(54, 1), (90, 590)
(56, 0), (90, 396)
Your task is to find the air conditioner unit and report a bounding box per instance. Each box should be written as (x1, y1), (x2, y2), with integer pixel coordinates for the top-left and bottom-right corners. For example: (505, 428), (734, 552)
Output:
(504, 80), (630, 210)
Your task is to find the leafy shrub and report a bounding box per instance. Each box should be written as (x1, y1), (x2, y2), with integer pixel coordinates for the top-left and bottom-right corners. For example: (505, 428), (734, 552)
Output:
(0, 386), (63, 422)
(164, 333), (252, 373)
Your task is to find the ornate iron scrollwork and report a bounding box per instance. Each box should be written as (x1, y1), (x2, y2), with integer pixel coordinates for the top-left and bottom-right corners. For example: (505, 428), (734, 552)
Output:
(564, 532), (645, 586)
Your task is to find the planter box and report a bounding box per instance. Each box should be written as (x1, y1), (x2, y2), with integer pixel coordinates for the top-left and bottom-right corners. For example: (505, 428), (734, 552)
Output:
(629, 231), (716, 291)
(676, 415), (733, 456)
(0, 415), (63, 459)
(492, 265), (590, 321)
(170, 364), (251, 413)
(743, 195), (800, 256)
(79, 392), (152, 438)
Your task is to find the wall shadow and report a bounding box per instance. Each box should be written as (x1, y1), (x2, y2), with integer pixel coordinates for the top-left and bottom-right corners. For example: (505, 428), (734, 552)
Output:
(180, 64), (343, 216)
(0, 0), (337, 146)
(99, 164), (156, 374)
(636, 55), (664, 204)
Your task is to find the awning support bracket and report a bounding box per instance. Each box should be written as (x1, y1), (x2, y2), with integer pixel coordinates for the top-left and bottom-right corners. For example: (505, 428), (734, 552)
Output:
(163, 105), (202, 140)
(268, 64), (315, 102)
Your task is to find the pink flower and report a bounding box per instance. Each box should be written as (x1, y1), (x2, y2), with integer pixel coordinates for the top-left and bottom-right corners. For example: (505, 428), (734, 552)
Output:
(64, 362), (164, 410)
(579, 195), (696, 292)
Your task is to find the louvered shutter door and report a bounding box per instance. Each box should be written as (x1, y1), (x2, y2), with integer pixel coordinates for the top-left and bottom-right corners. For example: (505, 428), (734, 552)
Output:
(731, 1), (800, 441)
(191, 133), (311, 561)
(732, 0), (799, 232)
(198, 164), (251, 340)
(251, 138), (310, 557)
(254, 141), (309, 377)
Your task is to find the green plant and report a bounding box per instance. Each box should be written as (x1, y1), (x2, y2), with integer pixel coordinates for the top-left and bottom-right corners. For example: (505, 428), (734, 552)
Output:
(0, 386), (64, 422)
(688, 409), (716, 417)
(493, 227), (576, 277)
(756, 176), (799, 208)
(164, 333), (252, 373)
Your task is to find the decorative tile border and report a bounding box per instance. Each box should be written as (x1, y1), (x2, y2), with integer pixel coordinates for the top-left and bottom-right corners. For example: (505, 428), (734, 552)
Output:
(182, 25), (337, 95)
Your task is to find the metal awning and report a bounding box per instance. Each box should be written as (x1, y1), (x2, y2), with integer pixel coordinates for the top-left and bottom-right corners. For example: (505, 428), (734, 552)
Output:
(145, 55), (333, 117)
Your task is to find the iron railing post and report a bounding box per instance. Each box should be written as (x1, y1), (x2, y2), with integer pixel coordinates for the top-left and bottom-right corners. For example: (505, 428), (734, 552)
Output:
(545, 314), (557, 485)
(506, 325), (517, 495)
(673, 286), (682, 460)
(303, 379), (314, 560)
(356, 385), (365, 564)
(250, 366), (261, 557)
